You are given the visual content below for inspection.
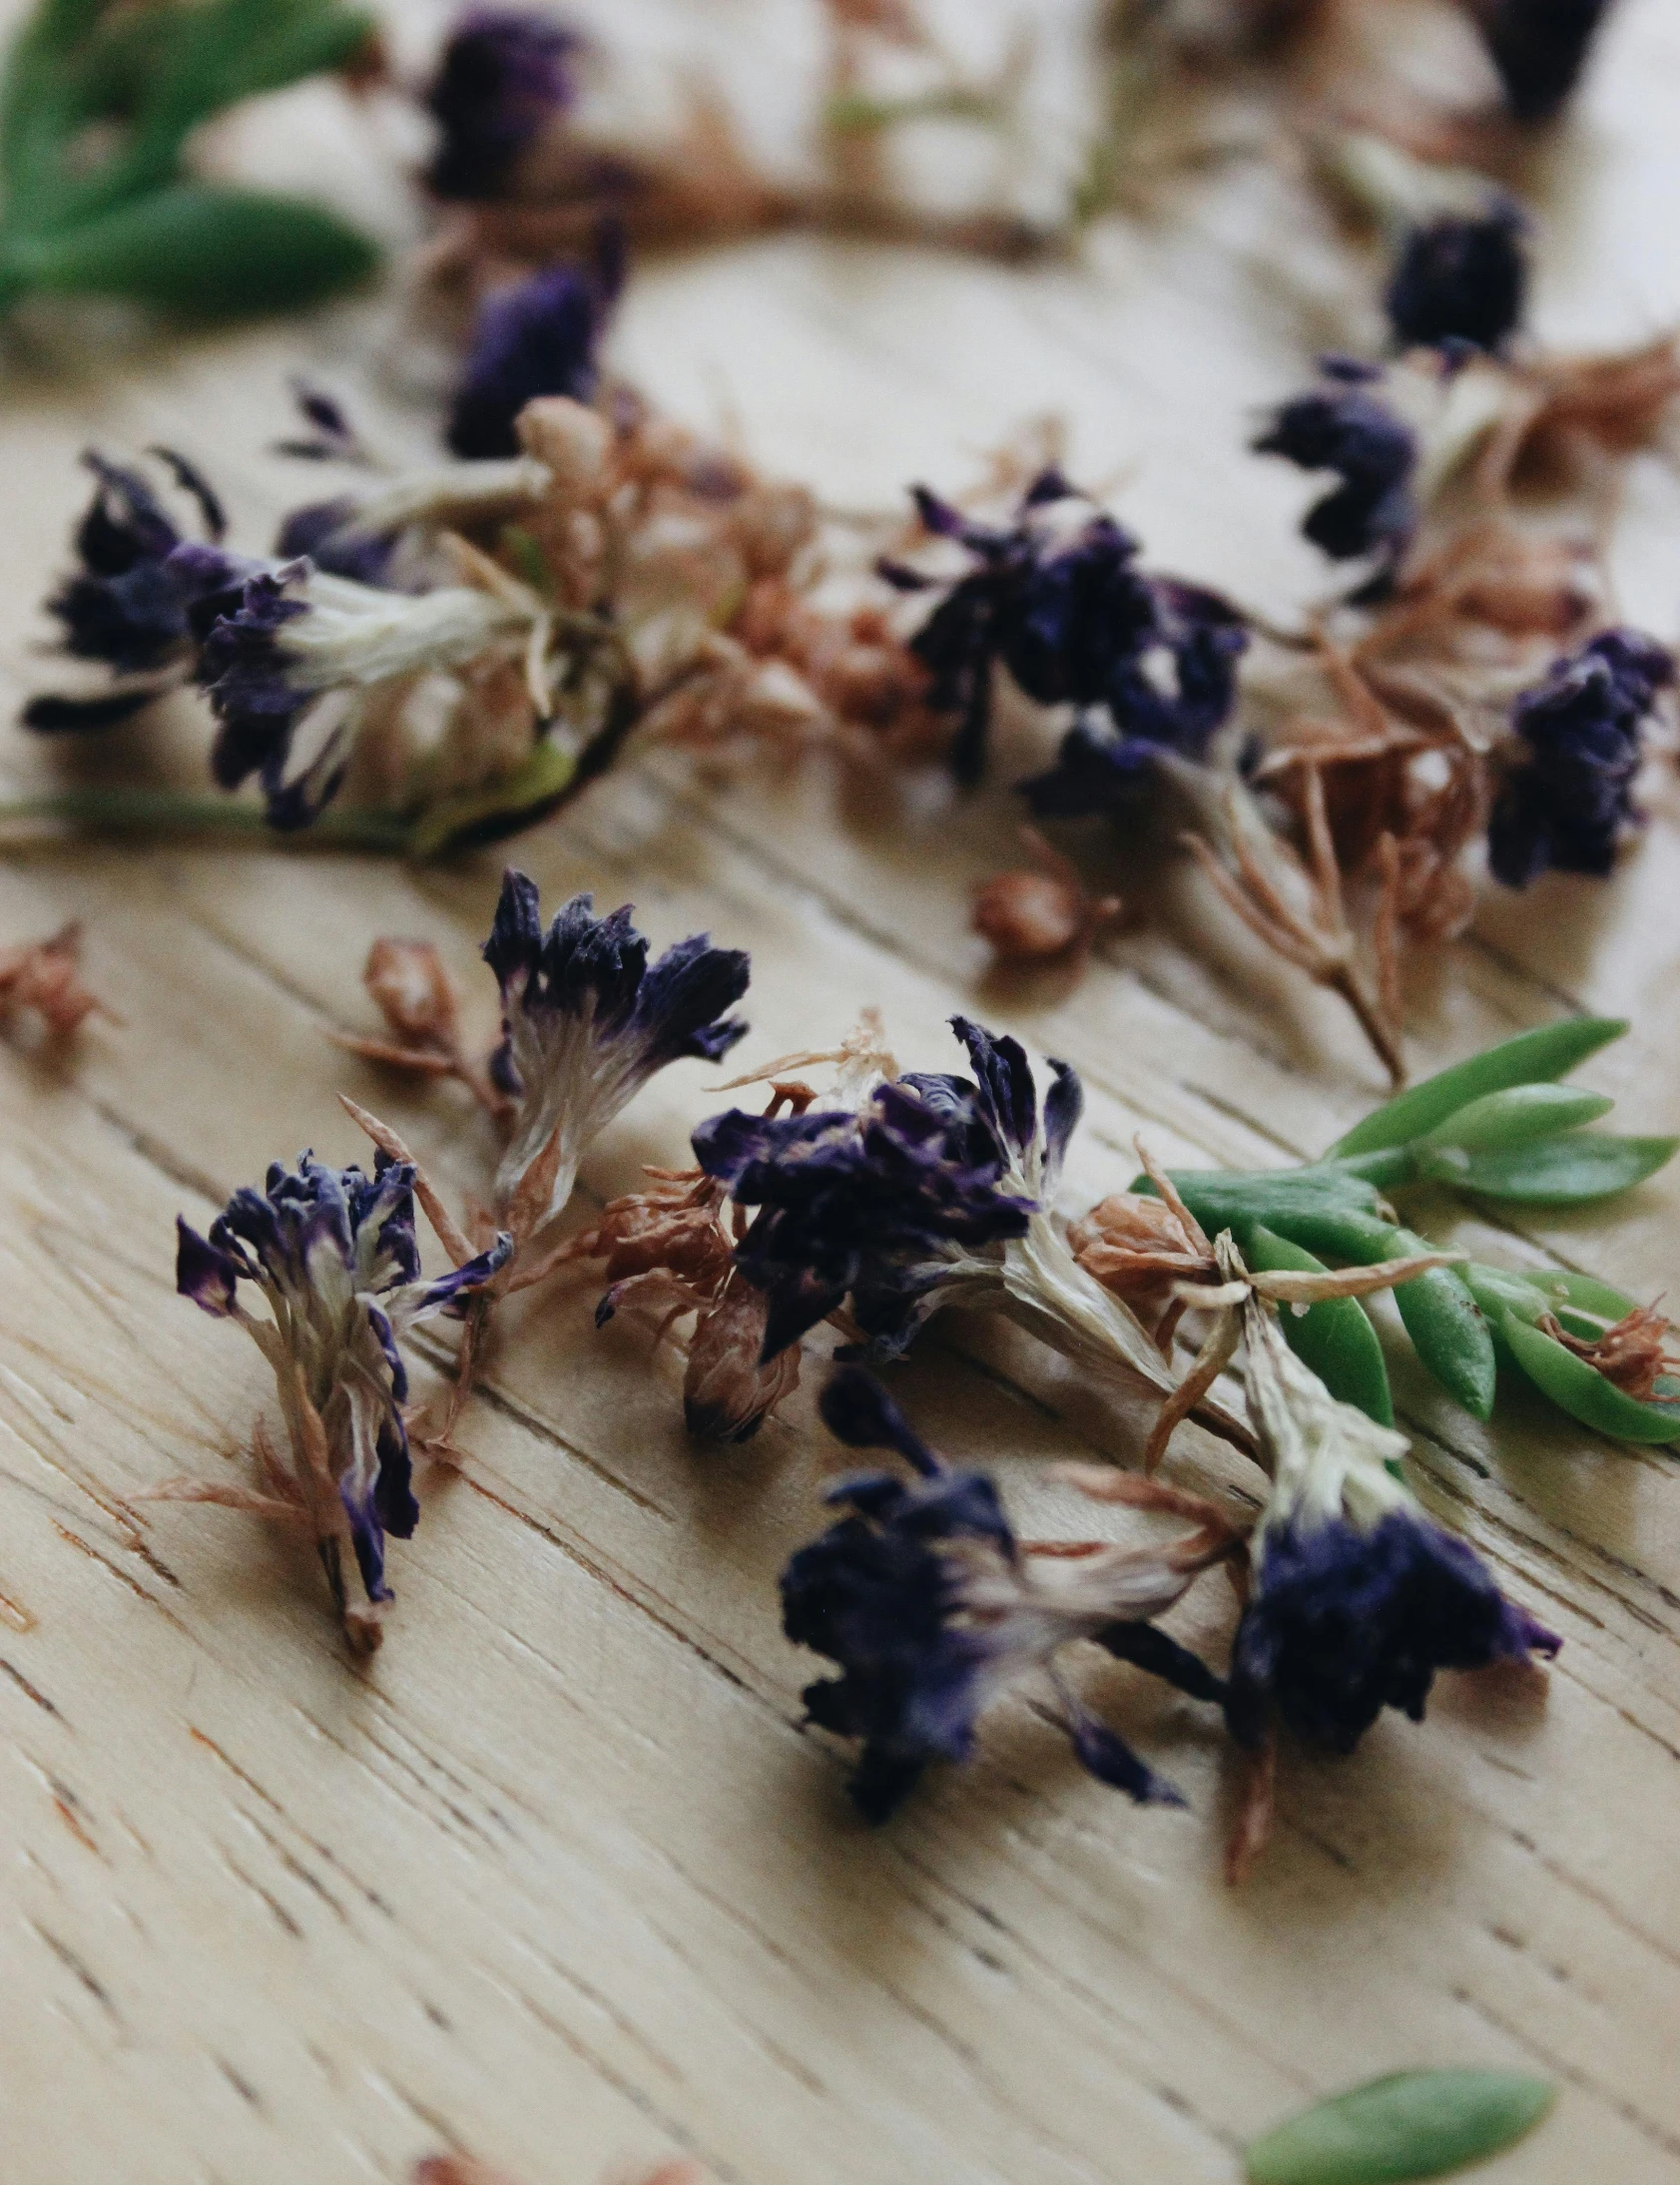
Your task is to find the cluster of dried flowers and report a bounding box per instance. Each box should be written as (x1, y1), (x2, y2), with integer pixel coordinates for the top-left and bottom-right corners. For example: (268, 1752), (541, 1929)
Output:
(5, 2), (1674, 1898)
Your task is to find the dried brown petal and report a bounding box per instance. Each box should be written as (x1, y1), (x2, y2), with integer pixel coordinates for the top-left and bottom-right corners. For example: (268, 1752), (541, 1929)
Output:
(364, 938), (460, 1050)
(1545, 1304), (1679, 1403)
(683, 1279), (803, 1442)
(972, 827), (1121, 965)
(0, 922), (108, 1038)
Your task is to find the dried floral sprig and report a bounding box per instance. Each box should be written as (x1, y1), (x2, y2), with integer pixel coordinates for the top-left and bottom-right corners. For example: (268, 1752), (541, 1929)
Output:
(154, 1151), (509, 1648)
(695, 1013), (1257, 1463)
(332, 937), (511, 1118)
(783, 1368), (1241, 1821)
(972, 827), (1122, 967)
(1217, 1234), (1559, 1879)
(1137, 1018), (1680, 1443)
(0, 921), (110, 1039)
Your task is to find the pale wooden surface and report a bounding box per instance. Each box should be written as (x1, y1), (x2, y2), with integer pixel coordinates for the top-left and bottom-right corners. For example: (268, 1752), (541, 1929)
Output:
(2, 4), (1680, 2181)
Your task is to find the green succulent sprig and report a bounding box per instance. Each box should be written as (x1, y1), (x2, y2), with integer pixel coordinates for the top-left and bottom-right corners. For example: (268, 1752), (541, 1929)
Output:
(0, 0), (379, 322)
(1139, 1018), (1680, 1444)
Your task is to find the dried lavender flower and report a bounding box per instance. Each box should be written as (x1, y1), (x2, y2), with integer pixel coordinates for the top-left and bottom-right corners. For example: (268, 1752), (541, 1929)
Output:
(1487, 628), (1673, 886)
(484, 870), (751, 1252)
(881, 470), (1246, 786)
(201, 561), (539, 828)
(782, 1368), (1236, 1820)
(1253, 360), (1417, 594)
(1385, 205), (1527, 354)
(425, 6), (583, 202)
(23, 451), (250, 734)
(167, 1152), (510, 1645)
(447, 233), (624, 460)
(1467, 0), (1616, 122)
(1226, 1246), (1558, 1761)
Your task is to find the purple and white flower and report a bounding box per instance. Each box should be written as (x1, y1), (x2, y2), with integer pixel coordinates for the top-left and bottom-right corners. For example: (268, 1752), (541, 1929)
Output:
(176, 1152), (510, 1638)
(483, 869), (751, 1244)
(425, 5), (582, 202)
(1225, 1254), (1559, 1754)
(1253, 357), (1418, 595)
(782, 1368), (1230, 1821)
(447, 232), (625, 460)
(201, 560), (542, 828)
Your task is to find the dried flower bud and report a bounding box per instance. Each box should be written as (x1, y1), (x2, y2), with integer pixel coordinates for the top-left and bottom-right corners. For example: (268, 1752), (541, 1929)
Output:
(683, 1279), (803, 1441)
(972, 830), (1121, 964)
(516, 394), (613, 493)
(1546, 1302), (1678, 1401)
(0, 922), (108, 1039)
(364, 938), (460, 1050)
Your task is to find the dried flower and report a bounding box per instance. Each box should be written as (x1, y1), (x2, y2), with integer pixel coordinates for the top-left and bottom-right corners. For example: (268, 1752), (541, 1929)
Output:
(1545, 1301), (1680, 1400)
(201, 560), (538, 828)
(697, 1015), (1254, 1458)
(880, 469), (1246, 786)
(0, 922), (109, 1039)
(1385, 206), (1527, 354)
(162, 1152), (510, 1646)
(1486, 628), (1674, 886)
(782, 1368), (1239, 1820)
(1467, 0), (1615, 122)
(484, 871), (751, 1258)
(971, 828), (1121, 964)
(333, 938), (511, 1117)
(425, 7), (583, 202)
(1225, 1245), (1559, 1769)
(23, 451), (250, 734)
(447, 230), (625, 460)
(1253, 360), (1417, 594)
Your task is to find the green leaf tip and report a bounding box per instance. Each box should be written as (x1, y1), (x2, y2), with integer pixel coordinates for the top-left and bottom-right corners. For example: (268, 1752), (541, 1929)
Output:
(1245, 2068), (1555, 2185)
(1329, 1019), (1628, 1159)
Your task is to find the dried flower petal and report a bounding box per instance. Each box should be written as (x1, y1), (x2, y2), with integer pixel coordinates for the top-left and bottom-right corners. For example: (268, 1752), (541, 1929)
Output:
(0, 923), (109, 1038)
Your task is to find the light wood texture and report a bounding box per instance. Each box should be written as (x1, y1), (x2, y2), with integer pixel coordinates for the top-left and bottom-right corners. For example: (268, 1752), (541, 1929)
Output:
(2, 4), (1679, 2181)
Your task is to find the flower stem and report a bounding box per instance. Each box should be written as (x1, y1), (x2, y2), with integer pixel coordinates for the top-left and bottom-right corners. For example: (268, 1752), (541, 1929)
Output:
(0, 788), (415, 852)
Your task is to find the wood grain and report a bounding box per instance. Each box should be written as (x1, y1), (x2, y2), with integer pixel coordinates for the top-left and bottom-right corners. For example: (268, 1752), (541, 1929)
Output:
(1, 3), (1678, 2180)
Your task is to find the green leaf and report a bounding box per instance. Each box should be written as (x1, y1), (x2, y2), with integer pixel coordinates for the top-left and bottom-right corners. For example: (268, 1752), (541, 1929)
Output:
(1243, 1224), (1395, 1425)
(1140, 1166), (1390, 1238)
(1419, 1133), (1678, 1206)
(1328, 1018), (1627, 1159)
(408, 740), (580, 861)
(1245, 2069), (1555, 2185)
(1416, 1083), (1613, 1152)
(8, 182), (378, 312)
(1501, 1311), (1680, 1444)
(1392, 1261), (1496, 1422)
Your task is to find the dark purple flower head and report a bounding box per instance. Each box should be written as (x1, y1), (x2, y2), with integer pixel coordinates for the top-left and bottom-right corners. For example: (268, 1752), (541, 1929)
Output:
(484, 870), (751, 1235)
(200, 560), (530, 829)
(426, 5), (582, 201)
(881, 471), (1246, 787)
(695, 1017), (1077, 1361)
(1254, 364), (1417, 591)
(1487, 626), (1674, 886)
(1386, 204), (1528, 353)
(274, 497), (404, 587)
(1228, 1288), (1558, 1755)
(783, 1368), (1218, 1821)
(23, 449), (250, 735)
(177, 1151), (510, 1606)
(1227, 1508), (1559, 1752)
(446, 227), (625, 460)
(1470, 0), (1615, 122)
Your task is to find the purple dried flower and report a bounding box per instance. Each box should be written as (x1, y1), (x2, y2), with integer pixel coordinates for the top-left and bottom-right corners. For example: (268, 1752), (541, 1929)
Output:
(1225, 1283), (1558, 1755)
(23, 450), (250, 733)
(176, 1152), (510, 1625)
(1253, 362), (1417, 592)
(484, 870), (751, 1240)
(425, 5), (582, 202)
(1469, 0), (1616, 122)
(782, 1368), (1226, 1821)
(1487, 627), (1674, 886)
(200, 562), (534, 828)
(1385, 204), (1528, 353)
(882, 470), (1246, 787)
(447, 234), (624, 460)
(694, 1017), (1058, 1361)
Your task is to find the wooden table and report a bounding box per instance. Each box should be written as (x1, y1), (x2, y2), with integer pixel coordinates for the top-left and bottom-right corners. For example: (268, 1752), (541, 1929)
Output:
(2, 3), (1678, 2179)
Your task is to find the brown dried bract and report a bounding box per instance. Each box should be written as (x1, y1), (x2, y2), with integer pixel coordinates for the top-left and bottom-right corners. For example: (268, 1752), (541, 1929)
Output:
(0, 921), (109, 1039)
(334, 938), (511, 1118)
(1544, 1302), (1680, 1403)
(1492, 337), (1680, 489)
(972, 828), (1122, 966)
